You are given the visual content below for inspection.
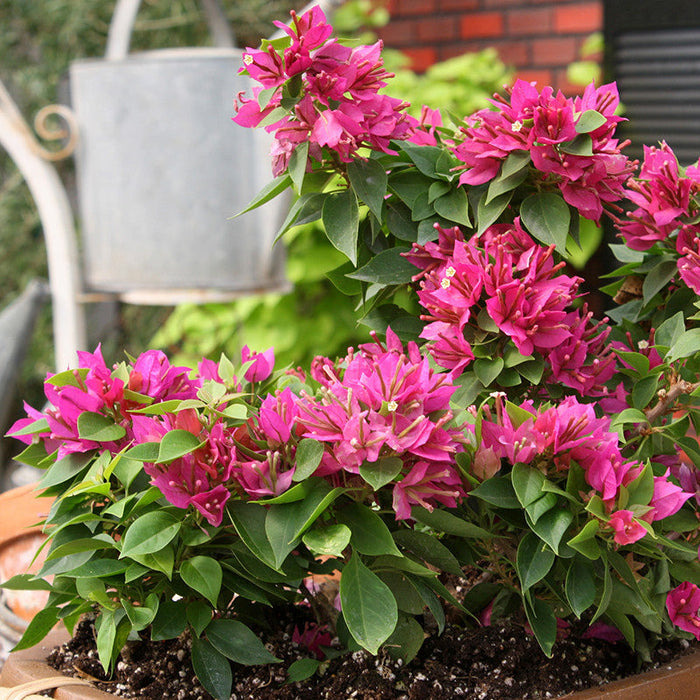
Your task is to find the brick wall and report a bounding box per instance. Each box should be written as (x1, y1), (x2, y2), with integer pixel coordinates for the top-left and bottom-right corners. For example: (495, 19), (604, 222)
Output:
(376, 0), (603, 93)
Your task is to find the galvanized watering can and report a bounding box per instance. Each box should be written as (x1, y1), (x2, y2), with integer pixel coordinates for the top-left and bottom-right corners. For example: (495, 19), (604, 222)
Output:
(69, 0), (289, 303)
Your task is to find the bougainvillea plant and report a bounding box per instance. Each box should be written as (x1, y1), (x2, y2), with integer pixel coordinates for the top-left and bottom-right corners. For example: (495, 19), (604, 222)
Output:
(5, 6), (700, 699)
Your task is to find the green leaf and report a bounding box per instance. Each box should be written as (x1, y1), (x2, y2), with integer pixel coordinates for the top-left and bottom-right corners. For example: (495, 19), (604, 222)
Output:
(337, 502), (402, 556)
(520, 192), (570, 251)
(473, 357), (504, 387)
(120, 511), (181, 558)
(122, 596), (158, 631)
(38, 453), (91, 490)
(294, 439), (325, 481)
(523, 595), (556, 657)
(393, 530), (463, 576)
(286, 658), (321, 683)
(181, 556), (222, 608)
(340, 552), (398, 654)
(155, 430), (202, 464)
(8, 417), (49, 437)
(410, 507), (494, 539)
(516, 533), (555, 592)
(398, 142), (445, 178)
(575, 109), (607, 133)
(434, 187), (471, 227)
(531, 508), (573, 554)
(265, 481), (343, 568)
(191, 636), (232, 700)
(631, 375), (658, 410)
(187, 601), (212, 637)
(359, 456), (403, 490)
(655, 311), (685, 349)
(477, 190), (512, 234)
(207, 619), (281, 666)
(76, 412), (126, 442)
(346, 247), (416, 285)
(322, 189), (360, 265)
(567, 519), (600, 560)
(288, 140), (309, 192)
(124, 442), (160, 462)
(566, 558), (596, 617)
(643, 259), (678, 304)
(469, 475), (520, 509)
(668, 328), (700, 362)
(151, 599), (188, 641)
(12, 606), (60, 651)
(228, 502), (277, 570)
(348, 158), (388, 222)
(302, 524), (352, 557)
(384, 614), (425, 663)
(64, 558), (130, 578)
(512, 463), (546, 507)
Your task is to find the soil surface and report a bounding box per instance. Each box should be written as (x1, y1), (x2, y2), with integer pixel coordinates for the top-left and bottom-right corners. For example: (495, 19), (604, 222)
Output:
(47, 611), (697, 700)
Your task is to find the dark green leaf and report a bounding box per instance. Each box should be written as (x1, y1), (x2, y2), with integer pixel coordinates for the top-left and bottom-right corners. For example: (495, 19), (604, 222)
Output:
(359, 456), (403, 490)
(469, 475), (520, 509)
(384, 614), (424, 663)
(12, 606), (60, 651)
(302, 524), (352, 557)
(520, 192), (570, 251)
(288, 141), (309, 192)
(410, 507), (494, 539)
(566, 558), (596, 617)
(181, 556), (222, 608)
(337, 502), (402, 556)
(294, 439), (325, 481)
(668, 328), (700, 362)
(191, 637), (232, 700)
(643, 259), (678, 304)
(120, 511), (181, 558)
(434, 187), (471, 227)
(393, 530), (463, 576)
(340, 552), (398, 654)
(322, 189), (360, 265)
(228, 502), (277, 570)
(530, 508), (573, 554)
(233, 174), (292, 216)
(286, 658), (321, 683)
(477, 191), (512, 234)
(206, 619), (281, 665)
(346, 247), (416, 285)
(516, 533), (555, 592)
(348, 158), (388, 222)
(523, 595), (556, 657)
(473, 357), (504, 387)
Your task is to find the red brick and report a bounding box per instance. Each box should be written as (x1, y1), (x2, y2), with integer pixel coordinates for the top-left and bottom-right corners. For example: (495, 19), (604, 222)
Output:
(493, 39), (530, 67)
(514, 68), (553, 88)
(506, 7), (553, 35)
(402, 47), (438, 72)
(460, 11), (504, 39)
(531, 37), (579, 66)
(554, 2), (602, 34)
(377, 18), (419, 47)
(417, 16), (459, 42)
(391, 0), (438, 16)
(439, 0), (479, 11)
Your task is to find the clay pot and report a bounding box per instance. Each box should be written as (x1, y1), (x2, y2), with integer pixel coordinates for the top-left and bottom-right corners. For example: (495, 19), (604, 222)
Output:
(2, 628), (700, 700)
(0, 484), (53, 634)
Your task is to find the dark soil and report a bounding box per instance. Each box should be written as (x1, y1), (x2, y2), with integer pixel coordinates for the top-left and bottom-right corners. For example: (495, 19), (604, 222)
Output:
(47, 611), (697, 700)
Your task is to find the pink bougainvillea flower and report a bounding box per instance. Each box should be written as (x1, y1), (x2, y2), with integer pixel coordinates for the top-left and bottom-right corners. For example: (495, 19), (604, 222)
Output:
(581, 622), (624, 643)
(451, 80), (633, 221)
(667, 582), (700, 639)
(607, 509), (647, 545)
(128, 349), (199, 402)
(241, 345), (275, 383)
(647, 470), (692, 521)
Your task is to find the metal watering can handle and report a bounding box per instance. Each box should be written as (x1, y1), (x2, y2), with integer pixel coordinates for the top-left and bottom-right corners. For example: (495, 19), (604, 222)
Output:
(105, 0), (235, 60)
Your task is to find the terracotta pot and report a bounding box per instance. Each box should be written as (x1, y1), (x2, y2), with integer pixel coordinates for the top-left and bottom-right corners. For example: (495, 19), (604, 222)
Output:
(2, 629), (700, 700)
(0, 485), (53, 629)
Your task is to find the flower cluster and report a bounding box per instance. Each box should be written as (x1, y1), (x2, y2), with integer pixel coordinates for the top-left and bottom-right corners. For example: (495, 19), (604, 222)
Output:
(233, 5), (412, 175)
(452, 80), (635, 221)
(405, 222), (616, 396)
(473, 394), (690, 545)
(617, 142), (700, 294)
(296, 328), (467, 519)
